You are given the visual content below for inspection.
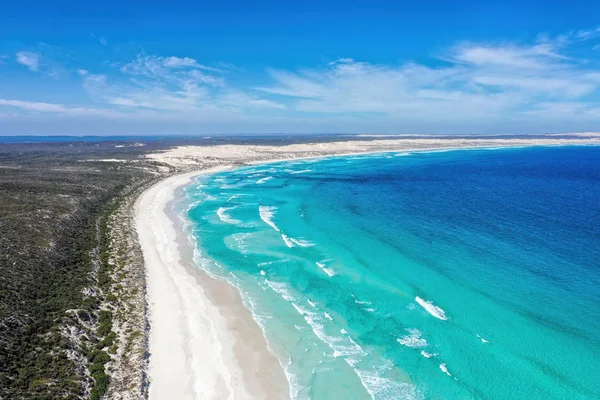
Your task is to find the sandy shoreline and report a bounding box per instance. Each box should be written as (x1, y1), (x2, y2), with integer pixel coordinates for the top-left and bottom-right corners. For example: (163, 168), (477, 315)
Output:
(135, 167), (289, 400)
(145, 134), (600, 169)
(135, 135), (600, 400)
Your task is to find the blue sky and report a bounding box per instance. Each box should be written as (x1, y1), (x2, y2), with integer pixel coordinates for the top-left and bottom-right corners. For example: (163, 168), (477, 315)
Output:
(2, 1), (600, 135)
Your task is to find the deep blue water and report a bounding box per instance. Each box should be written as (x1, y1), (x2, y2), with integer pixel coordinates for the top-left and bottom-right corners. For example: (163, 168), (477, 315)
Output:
(181, 146), (600, 399)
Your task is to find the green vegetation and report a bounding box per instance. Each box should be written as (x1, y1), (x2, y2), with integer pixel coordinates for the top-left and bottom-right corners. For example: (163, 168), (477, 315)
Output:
(0, 141), (162, 399)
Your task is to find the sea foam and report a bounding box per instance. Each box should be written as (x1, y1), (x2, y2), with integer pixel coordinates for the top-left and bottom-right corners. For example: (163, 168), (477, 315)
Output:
(259, 205), (313, 248)
(415, 296), (448, 320)
(216, 206), (241, 224)
(259, 205), (280, 231)
(316, 261), (336, 277)
(397, 328), (428, 348)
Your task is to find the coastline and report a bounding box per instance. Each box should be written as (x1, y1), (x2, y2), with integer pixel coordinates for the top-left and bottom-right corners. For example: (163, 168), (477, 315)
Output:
(144, 134), (600, 169)
(135, 167), (290, 400)
(134, 135), (600, 400)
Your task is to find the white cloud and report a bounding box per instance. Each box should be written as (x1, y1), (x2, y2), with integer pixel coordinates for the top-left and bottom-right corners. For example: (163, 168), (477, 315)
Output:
(79, 53), (283, 114)
(256, 39), (600, 122)
(5, 26), (600, 134)
(574, 27), (600, 41)
(16, 51), (40, 71)
(0, 99), (117, 117)
(448, 43), (566, 69)
(121, 54), (221, 77)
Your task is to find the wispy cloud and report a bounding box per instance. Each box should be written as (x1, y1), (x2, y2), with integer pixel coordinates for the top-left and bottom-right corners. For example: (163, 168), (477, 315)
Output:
(0, 99), (117, 117)
(256, 35), (600, 122)
(3, 26), (600, 134)
(16, 51), (39, 71)
(81, 53), (284, 114)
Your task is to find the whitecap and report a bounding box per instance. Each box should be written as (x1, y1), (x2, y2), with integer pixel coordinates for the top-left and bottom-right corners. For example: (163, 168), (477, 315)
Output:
(220, 182), (246, 189)
(421, 350), (434, 358)
(265, 280), (297, 302)
(440, 363), (452, 376)
(290, 302), (366, 362)
(316, 261), (336, 277)
(227, 194), (245, 201)
(476, 333), (489, 343)
(353, 364), (420, 400)
(257, 259), (290, 267)
(415, 296), (448, 320)
(259, 205), (279, 231)
(397, 328), (428, 349)
(281, 234), (295, 248)
(289, 238), (315, 247)
(324, 312), (333, 320)
(227, 233), (251, 254)
(216, 206), (241, 224)
(256, 176), (273, 184)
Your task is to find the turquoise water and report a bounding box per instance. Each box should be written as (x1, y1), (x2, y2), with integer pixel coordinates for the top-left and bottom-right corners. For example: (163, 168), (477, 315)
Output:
(179, 146), (600, 399)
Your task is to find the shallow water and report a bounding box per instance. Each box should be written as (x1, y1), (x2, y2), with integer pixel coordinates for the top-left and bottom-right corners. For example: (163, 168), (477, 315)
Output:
(179, 146), (600, 399)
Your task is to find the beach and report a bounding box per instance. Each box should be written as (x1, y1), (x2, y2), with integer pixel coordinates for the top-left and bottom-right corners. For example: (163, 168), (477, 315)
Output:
(135, 135), (600, 400)
(135, 168), (290, 400)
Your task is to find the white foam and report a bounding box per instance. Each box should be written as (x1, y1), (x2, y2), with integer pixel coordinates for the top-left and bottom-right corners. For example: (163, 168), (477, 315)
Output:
(260, 206), (296, 247)
(260, 270), (266, 276)
(289, 238), (315, 247)
(355, 300), (371, 305)
(440, 363), (452, 376)
(307, 299), (317, 307)
(216, 206), (241, 224)
(257, 259), (290, 267)
(324, 312), (333, 320)
(256, 176), (273, 184)
(288, 169), (313, 174)
(281, 234), (295, 248)
(316, 261), (336, 277)
(227, 194), (245, 201)
(283, 357), (302, 400)
(257, 206), (314, 249)
(353, 362), (421, 400)
(220, 182), (246, 189)
(363, 308), (376, 313)
(290, 302), (366, 362)
(397, 328), (428, 349)
(259, 205), (279, 231)
(265, 280), (297, 302)
(415, 296), (448, 320)
(228, 233), (251, 254)
(476, 333), (489, 343)
(421, 350), (434, 358)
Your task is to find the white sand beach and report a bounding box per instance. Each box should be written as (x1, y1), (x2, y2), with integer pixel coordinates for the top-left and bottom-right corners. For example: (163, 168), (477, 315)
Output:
(135, 168), (289, 400)
(145, 134), (600, 169)
(135, 134), (600, 400)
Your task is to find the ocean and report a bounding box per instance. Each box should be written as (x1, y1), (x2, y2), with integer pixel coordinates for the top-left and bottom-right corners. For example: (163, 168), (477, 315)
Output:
(178, 146), (600, 399)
